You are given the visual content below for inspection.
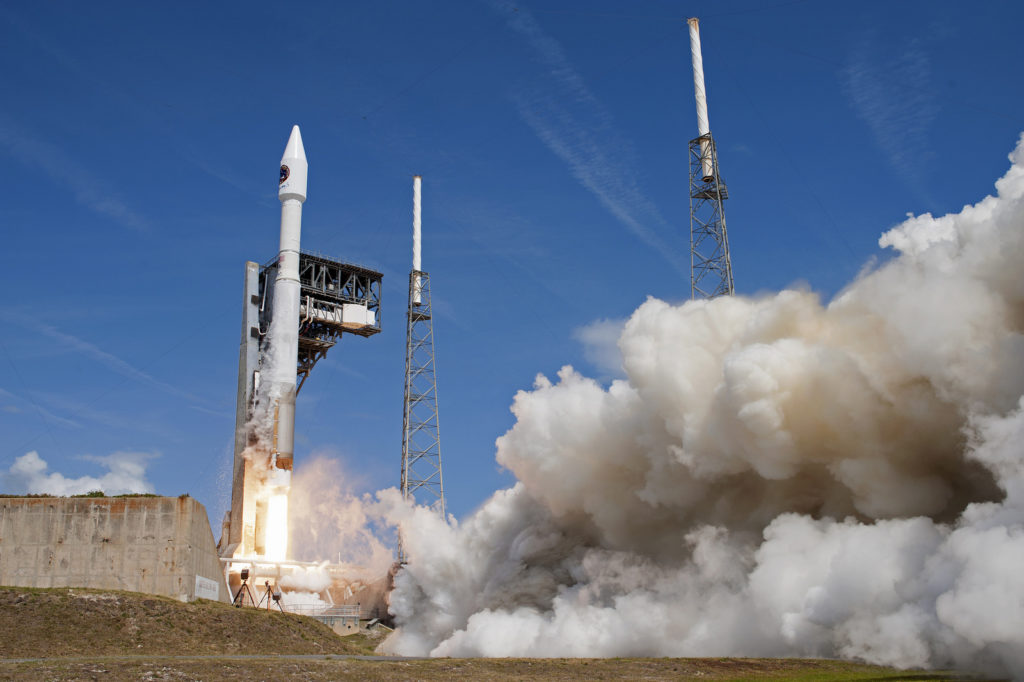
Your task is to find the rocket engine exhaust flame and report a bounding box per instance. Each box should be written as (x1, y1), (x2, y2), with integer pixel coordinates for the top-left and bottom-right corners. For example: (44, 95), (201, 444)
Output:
(377, 135), (1024, 678)
(264, 490), (289, 562)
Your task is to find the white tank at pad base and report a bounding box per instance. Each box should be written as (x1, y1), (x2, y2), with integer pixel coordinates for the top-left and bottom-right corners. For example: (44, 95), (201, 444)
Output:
(0, 496), (229, 603)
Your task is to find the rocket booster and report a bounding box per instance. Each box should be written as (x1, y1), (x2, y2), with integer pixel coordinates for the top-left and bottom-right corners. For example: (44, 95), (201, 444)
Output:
(270, 125), (307, 472)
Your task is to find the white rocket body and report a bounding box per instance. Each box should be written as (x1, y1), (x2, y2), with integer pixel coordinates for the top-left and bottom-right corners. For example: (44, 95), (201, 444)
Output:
(270, 125), (306, 476)
(412, 175), (422, 305)
(687, 18), (715, 182)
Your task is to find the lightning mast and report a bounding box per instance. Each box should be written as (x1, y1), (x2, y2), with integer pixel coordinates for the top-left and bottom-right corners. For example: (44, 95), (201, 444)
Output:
(398, 175), (446, 563)
(687, 17), (734, 299)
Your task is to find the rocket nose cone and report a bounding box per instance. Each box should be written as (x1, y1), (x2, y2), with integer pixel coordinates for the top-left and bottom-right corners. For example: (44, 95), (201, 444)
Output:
(282, 125), (306, 163)
(279, 124), (308, 201)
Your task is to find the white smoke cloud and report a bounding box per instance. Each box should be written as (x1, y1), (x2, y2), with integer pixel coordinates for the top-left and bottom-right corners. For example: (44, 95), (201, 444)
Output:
(279, 589), (330, 612)
(573, 317), (626, 377)
(2, 450), (155, 496)
(278, 562), (333, 593)
(289, 455), (395, 578)
(379, 134), (1024, 678)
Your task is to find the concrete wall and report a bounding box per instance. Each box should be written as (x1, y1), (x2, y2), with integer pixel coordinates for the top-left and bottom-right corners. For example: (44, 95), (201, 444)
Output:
(324, 616), (360, 636)
(0, 496), (229, 603)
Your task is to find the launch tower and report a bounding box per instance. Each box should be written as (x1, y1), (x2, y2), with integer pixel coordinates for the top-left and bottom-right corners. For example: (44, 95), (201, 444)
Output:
(687, 17), (734, 299)
(398, 176), (446, 563)
(223, 253), (383, 560)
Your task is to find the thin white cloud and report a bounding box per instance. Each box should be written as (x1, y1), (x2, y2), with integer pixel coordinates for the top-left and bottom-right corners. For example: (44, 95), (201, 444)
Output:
(0, 386), (82, 429)
(0, 3), (249, 201)
(2, 450), (155, 496)
(842, 34), (938, 196)
(438, 198), (577, 306)
(0, 311), (214, 409)
(494, 2), (687, 276)
(31, 391), (160, 434)
(186, 404), (234, 418)
(0, 116), (150, 232)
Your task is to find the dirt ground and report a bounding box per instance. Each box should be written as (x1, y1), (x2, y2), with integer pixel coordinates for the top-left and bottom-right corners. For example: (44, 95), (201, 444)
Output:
(0, 656), (990, 682)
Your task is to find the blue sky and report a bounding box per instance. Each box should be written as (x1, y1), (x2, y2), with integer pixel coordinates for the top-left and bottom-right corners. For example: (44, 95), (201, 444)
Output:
(1, 0), (1021, 536)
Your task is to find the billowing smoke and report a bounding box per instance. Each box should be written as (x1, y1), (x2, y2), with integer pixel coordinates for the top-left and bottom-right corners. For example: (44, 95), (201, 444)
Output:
(2, 450), (154, 496)
(241, 349), (285, 481)
(289, 455), (395, 578)
(279, 562), (333, 593)
(277, 561), (333, 611)
(379, 135), (1024, 677)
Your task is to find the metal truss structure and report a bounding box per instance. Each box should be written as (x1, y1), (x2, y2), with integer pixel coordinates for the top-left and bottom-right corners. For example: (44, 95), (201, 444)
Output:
(258, 252), (382, 392)
(222, 253), (383, 558)
(398, 269), (446, 563)
(689, 133), (734, 299)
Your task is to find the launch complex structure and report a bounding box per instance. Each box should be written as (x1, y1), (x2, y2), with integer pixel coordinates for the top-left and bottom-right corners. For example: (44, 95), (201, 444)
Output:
(217, 127), (384, 608)
(220, 252), (382, 561)
(398, 176), (447, 563)
(216, 127), (447, 618)
(214, 16), (722, 611)
(0, 17), (729, 625)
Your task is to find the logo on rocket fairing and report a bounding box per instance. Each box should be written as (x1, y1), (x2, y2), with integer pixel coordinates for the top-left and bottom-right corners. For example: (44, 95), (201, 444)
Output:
(280, 165), (290, 185)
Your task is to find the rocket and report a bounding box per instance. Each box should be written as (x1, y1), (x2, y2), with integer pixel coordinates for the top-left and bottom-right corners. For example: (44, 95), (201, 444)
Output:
(220, 125), (306, 563)
(253, 124), (306, 562)
(270, 125), (306, 474)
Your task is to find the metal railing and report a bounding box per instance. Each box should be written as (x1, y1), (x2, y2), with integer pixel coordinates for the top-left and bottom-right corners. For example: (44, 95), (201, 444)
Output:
(285, 603), (361, 618)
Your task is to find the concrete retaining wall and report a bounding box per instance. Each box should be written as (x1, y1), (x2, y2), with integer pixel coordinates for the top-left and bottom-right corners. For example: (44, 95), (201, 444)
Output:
(0, 496), (229, 603)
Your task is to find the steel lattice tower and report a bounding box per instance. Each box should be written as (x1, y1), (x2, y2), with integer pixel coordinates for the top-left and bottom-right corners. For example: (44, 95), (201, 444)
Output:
(687, 17), (734, 300)
(689, 133), (734, 299)
(398, 177), (446, 564)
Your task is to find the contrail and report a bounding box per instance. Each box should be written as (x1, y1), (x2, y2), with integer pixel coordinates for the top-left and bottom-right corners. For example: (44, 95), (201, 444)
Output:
(494, 1), (688, 275)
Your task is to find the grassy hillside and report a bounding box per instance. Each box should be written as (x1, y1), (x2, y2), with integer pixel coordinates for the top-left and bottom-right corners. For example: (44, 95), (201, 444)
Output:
(0, 587), (376, 657)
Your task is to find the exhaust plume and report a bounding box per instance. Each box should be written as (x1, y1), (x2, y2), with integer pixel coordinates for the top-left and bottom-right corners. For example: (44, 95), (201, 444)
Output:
(380, 135), (1024, 678)
(289, 455), (395, 578)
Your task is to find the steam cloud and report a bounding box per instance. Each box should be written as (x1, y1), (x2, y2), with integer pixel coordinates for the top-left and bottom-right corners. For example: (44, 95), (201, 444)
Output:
(289, 455), (395, 578)
(237, 324), (292, 534)
(2, 450), (154, 496)
(379, 135), (1024, 677)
